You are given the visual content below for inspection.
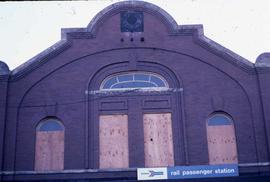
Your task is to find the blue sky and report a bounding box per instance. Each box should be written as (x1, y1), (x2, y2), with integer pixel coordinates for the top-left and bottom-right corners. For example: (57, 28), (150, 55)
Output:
(0, 0), (269, 70)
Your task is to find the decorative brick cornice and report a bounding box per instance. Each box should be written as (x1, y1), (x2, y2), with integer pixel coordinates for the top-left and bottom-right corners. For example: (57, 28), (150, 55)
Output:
(10, 0), (268, 79)
(10, 40), (72, 81)
(193, 30), (256, 74)
(89, 1), (177, 34)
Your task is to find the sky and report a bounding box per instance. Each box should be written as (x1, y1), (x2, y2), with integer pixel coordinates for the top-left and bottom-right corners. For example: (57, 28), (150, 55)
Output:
(0, 0), (270, 70)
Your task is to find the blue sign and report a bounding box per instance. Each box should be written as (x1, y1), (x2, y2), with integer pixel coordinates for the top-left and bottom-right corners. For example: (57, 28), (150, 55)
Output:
(137, 164), (238, 180)
(167, 164), (238, 179)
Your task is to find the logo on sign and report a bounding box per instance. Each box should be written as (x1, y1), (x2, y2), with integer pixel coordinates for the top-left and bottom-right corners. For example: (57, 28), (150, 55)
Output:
(142, 170), (164, 177)
(137, 167), (167, 180)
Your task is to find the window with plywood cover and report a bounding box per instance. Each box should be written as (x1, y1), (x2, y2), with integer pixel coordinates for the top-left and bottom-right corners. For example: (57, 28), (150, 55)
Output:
(35, 119), (64, 171)
(207, 114), (238, 164)
(99, 115), (129, 168)
(143, 113), (174, 167)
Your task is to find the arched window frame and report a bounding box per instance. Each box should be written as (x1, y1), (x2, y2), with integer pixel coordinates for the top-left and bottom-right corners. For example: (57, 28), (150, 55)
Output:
(207, 113), (234, 126)
(36, 117), (65, 132)
(100, 71), (169, 91)
(35, 117), (65, 171)
(206, 112), (238, 165)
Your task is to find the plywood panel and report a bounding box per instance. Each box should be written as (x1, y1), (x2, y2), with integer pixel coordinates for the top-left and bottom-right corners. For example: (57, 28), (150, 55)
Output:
(35, 131), (64, 171)
(99, 115), (129, 168)
(143, 113), (174, 167)
(207, 125), (238, 164)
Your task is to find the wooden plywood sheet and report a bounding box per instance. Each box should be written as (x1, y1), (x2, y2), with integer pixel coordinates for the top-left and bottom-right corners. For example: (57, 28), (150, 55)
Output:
(35, 131), (64, 171)
(143, 113), (174, 167)
(99, 114), (129, 169)
(207, 125), (238, 164)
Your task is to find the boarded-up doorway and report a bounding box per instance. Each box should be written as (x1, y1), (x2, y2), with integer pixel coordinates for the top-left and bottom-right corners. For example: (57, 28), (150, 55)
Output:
(99, 114), (129, 168)
(143, 113), (174, 167)
(35, 119), (64, 171)
(207, 114), (238, 164)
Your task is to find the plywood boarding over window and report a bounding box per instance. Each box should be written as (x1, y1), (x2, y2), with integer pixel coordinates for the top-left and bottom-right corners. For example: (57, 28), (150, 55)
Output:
(143, 113), (174, 167)
(99, 114), (129, 168)
(35, 131), (64, 171)
(207, 125), (238, 164)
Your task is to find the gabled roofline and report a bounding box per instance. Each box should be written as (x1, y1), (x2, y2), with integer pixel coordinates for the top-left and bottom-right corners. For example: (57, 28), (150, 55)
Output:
(10, 0), (267, 81)
(192, 26), (255, 72)
(11, 40), (72, 80)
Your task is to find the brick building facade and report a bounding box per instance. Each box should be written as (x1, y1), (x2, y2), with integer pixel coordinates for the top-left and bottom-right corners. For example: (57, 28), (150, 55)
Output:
(0, 1), (270, 181)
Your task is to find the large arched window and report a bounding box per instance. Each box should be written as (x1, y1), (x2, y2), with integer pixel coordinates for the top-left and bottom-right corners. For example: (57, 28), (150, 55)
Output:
(35, 118), (64, 171)
(206, 113), (238, 164)
(96, 71), (175, 168)
(100, 72), (169, 90)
